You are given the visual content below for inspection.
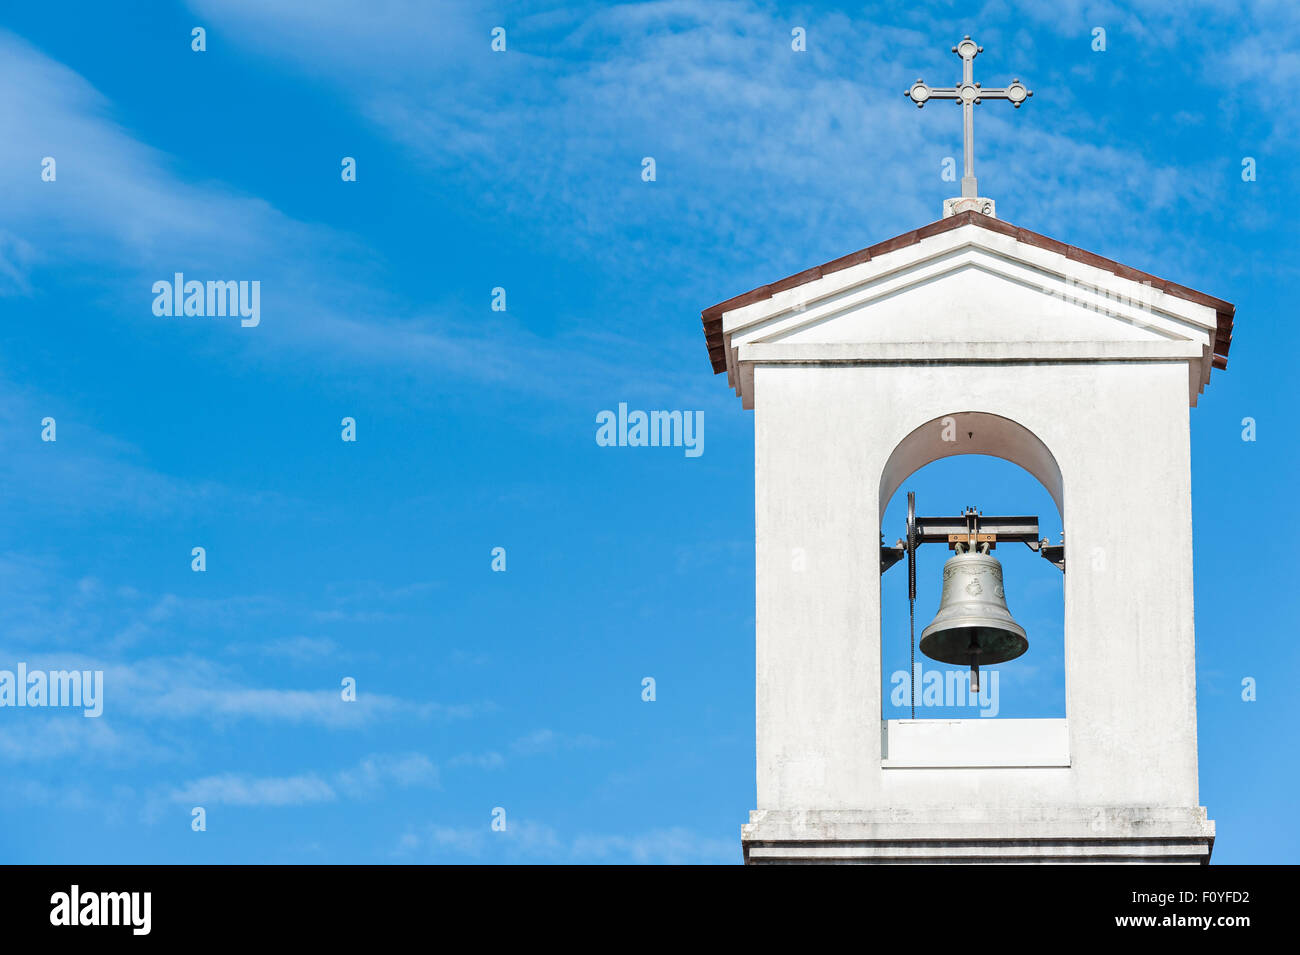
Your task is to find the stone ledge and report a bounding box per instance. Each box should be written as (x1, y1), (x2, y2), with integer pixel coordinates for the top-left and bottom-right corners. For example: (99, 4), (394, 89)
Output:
(745, 841), (1210, 864)
(741, 807), (1215, 864)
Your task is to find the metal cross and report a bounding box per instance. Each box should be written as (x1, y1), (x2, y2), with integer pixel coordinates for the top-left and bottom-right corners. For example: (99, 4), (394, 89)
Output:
(906, 36), (1031, 199)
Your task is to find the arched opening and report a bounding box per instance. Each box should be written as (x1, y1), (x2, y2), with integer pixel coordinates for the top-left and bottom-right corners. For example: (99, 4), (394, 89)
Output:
(879, 411), (1063, 517)
(879, 413), (1066, 721)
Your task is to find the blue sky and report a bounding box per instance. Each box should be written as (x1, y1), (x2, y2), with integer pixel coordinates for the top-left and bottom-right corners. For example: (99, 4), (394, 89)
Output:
(0, 0), (1295, 864)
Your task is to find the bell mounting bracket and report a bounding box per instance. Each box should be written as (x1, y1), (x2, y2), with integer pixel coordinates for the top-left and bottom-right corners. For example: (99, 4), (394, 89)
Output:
(880, 505), (1064, 574)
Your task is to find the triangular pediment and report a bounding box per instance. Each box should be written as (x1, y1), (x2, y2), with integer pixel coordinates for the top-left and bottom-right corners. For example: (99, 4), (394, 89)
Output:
(759, 254), (1180, 348)
(700, 213), (1234, 409)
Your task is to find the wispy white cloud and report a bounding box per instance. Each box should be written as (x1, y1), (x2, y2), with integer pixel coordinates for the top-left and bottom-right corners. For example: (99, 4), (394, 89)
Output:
(113, 654), (486, 727)
(445, 750), (506, 770)
(170, 772), (337, 808)
(139, 681), (473, 727)
(0, 375), (294, 525)
(569, 827), (737, 864)
(239, 635), (342, 662)
(0, 29), (360, 280)
(0, 647), (486, 737)
(180, 0), (1272, 288)
(165, 750), (441, 809)
(0, 778), (103, 811)
(0, 27), (632, 399)
(394, 819), (735, 864)
(509, 728), (601, 756)
(0, 714), (158, 763)
(333, 752), (440, 797)
(440, 730), (600, 772)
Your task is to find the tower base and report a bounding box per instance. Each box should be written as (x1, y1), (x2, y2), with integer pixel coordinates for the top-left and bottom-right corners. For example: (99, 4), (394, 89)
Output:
(741, 807), (1214, 864)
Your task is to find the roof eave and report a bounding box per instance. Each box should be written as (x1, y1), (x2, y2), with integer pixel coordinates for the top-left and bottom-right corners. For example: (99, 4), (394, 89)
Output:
(700, 211), (1234, 375)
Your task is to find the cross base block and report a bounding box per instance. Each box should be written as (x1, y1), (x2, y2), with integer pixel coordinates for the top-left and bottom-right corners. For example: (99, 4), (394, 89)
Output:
(943, 196), (996, 219)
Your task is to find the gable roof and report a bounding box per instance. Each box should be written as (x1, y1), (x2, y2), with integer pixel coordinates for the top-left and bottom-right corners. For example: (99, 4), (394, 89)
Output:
(700, 210), (1234, 375)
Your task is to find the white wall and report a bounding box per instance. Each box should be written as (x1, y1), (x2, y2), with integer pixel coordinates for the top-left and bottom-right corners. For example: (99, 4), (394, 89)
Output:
(752, 359), (1201, 813)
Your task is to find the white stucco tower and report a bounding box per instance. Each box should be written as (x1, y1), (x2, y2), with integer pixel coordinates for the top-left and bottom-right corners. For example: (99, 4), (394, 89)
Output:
(701, 209), (1233, 863)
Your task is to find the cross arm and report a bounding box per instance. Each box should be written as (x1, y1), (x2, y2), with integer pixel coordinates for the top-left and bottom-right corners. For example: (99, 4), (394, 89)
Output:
(964, 81), (1032, 106)
(905, 78), (1031, 108)
(905, 80), (959, 107)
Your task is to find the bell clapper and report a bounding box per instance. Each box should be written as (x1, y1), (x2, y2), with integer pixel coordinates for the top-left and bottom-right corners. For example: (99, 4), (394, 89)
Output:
(968, 637), (982, 693)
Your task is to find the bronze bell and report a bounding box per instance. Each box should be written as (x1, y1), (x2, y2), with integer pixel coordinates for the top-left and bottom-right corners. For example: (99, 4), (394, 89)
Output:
(919, 543), (1028, 692)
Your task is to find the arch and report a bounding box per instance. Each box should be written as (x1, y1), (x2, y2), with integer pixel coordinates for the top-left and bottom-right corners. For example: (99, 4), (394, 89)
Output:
(878, 411), (1064, 518)
(878, 413), (1068, 725)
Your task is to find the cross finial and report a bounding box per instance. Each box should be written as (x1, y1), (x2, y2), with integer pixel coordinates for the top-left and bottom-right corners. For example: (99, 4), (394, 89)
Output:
(906, 36), (1032, 218)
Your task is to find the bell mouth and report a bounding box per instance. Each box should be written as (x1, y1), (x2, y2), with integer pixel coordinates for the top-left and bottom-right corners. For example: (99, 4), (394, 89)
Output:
(918, 624), (1028, 666)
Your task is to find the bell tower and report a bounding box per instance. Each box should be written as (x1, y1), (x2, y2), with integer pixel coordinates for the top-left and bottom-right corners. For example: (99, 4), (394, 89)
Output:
(700, 37), (1232, 865)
